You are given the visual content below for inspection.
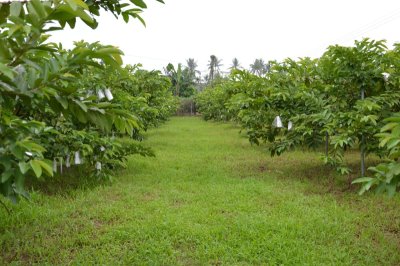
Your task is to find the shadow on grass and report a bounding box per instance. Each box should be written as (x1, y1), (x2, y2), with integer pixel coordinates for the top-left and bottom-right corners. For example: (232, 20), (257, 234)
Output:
(26, 166), (113, 197)
(278, 152), (382, 194)
(234, 145), (384, 195)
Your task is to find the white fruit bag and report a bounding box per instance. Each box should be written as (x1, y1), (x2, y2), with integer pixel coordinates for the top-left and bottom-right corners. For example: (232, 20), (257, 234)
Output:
(66, 155), (70, 168)
(104, 88), (113, 101)
(95, 162), (102, 171)
(53, 158), (57, 173)
(288, 121), (293, 131)
(382, 72), (390, 82)
(97, 89), (105, 100)
(74, 151), (81, 165)
(272, 115), (283, 128)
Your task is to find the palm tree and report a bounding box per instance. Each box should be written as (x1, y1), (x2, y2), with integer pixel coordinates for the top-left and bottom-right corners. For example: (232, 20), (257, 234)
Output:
(186, 58), (200, 83)
(229, 58), (241, 70)
(186, 58), (199, 75)
(250, 58), (268, 76)
(203, 74), (209, 84)
(195, 75), (202, 84)
(208, 55), (222, 86)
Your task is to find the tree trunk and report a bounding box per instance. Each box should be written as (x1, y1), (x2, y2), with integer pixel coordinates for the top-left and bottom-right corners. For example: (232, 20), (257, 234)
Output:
(360, 88), (365, 176)
(325, 132), (329, 157)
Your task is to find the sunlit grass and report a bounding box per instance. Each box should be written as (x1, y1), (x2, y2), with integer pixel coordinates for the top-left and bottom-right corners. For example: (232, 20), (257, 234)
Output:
(1, 116), (399, 265)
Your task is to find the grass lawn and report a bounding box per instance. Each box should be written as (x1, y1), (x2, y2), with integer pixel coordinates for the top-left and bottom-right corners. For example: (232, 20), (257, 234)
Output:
(1, 116), (399, 265)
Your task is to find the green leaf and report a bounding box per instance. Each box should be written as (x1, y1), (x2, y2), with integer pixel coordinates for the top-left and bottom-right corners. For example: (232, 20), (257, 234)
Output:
(10, 1), (22, 17)
(387, 139), (400, 150)
(122, 12), (129, 23)
(130, 0), (147, 8)
(1, 170), (13, 183)
(380, 122), (398, 133)
(136, 14), (146, 27)
(88, 107), (106, 114)
(36, 160), (53, 177)
(66, 17), (77, 28)
(352, 177), (374, 184)
(8, 24), (23, 37)
(0, 159), (12, 171)
(97, 47), (123, 55)
(112, 54), (123, 65)
(385, 116), (400, 123)
(0, 4), (10, 22)
(74, 108), (88, 123)
(17, 140), (46, 153)
(73, 99), (88, 112)
(51, 4), (94, 26)
(0, 63), (16, 79)
(55, 95), (69, 109)
(30, 160), (42, 178)
(18, 162), (30, 174)
(30, 0), (48, 18)
(66, 0), (89, 11)
(10, 145), (25, 159)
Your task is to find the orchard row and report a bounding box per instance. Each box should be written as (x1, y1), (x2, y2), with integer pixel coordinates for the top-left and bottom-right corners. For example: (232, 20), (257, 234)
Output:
(196, 39), (400, 195)
(0, 0), (176, 203)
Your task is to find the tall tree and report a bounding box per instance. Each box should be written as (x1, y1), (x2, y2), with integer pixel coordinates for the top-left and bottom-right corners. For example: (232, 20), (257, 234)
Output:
(208, 55), (223, 86)
(229, 58), (241, 70)
(186, 58), (200, 79)
(250, 58), (268, 76)
(203, 74), (209, 84)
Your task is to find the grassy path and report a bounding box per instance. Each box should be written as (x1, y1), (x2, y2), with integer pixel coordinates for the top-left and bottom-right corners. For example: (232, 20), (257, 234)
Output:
(1, 117), (399, 265)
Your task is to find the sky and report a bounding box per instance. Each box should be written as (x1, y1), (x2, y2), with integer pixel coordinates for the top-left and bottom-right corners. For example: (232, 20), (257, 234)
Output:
(50, 0), (400, 75)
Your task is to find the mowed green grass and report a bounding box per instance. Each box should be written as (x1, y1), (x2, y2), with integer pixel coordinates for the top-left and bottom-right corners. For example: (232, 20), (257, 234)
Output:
(1, 117), (399, 265)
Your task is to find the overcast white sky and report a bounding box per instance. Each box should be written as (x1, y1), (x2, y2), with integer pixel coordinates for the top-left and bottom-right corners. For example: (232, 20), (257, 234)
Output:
(51, 0), (400, 75)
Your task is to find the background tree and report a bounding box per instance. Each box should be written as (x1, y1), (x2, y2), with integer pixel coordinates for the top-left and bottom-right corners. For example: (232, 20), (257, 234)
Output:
(164, 63), (182, 96)
(164, 63), (196, 97)
(250, 58), (268, 76)
(229, 58), (241, 70)
(208, 55), (223, 86)
(186, 58), (200, 80)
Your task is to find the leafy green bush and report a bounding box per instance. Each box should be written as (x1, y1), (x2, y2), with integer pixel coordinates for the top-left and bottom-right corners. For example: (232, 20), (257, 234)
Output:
(195, 77), (241, 121)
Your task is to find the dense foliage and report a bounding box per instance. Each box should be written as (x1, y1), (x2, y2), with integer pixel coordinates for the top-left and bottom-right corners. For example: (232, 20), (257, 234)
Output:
(164, 63), (197, 97)
(196, 39), (400, 195)
(0, 0), (176, 203)
(354, 113), (400, 195)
